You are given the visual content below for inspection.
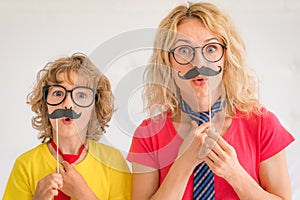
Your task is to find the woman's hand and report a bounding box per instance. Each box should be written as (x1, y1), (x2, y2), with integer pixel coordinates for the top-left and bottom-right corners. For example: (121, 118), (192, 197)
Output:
(33, 172), (63, 200)
(59, 161), (98, 200)
(177, 121), (211, 167)
(205, 135), (291, 200)
(204, 137), (243, 181)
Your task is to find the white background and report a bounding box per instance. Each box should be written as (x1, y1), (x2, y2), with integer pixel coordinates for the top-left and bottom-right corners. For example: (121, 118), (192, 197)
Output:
(0, 0), (299, 198)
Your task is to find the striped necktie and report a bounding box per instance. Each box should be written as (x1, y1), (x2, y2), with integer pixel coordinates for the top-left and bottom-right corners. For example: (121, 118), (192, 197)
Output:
(179, 96), (222, 200)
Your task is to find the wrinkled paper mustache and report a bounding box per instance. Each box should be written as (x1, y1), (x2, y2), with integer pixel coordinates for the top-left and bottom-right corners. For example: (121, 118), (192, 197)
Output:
(178, 66), (222, 80)
(47, 108), (82, 119)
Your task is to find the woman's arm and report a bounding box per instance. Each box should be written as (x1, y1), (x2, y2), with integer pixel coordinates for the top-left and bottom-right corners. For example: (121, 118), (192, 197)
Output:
(259, 150), (292, 200)
(132, 158), (193, 200)
(131, 164), (160, 200)
(131, 122), (211, 200)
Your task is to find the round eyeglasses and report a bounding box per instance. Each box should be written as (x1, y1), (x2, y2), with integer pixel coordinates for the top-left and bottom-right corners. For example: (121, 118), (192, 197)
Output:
(169, 42), (227, 65)
(42, 85), (97, 108)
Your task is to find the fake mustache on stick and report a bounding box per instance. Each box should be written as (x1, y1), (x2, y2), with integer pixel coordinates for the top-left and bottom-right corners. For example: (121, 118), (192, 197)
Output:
(178, 66), (222, 80)
(47, 108), (82, 119)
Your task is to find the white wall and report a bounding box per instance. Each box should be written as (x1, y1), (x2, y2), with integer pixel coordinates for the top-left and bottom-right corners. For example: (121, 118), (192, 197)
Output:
(1, 0), (299, 198)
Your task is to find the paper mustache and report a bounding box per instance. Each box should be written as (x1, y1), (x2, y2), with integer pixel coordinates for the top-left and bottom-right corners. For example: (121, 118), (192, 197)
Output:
(47, 108), (82, 119)
(178, 66), (222, 80)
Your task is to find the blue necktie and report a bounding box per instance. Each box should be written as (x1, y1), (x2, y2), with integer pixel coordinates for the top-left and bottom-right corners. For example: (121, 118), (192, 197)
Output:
(179, 96), (222, 200)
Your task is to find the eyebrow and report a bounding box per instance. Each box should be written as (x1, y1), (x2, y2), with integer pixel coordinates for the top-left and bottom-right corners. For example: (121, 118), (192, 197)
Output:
(174, 37), (219, 45)
(174, 39), (192, 45)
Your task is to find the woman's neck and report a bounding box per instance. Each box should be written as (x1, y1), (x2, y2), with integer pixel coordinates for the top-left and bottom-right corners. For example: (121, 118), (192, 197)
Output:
(181, 91), (221, 112)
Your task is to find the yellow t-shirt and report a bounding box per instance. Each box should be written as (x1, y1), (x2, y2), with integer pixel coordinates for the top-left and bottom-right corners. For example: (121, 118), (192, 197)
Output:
(3, 140), (131, 200)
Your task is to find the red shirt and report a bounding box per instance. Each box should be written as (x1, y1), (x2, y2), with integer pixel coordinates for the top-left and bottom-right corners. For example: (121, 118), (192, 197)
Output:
(127, 108), (295, 199)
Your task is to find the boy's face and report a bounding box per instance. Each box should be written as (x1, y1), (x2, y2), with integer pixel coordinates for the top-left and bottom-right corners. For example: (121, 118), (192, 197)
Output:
(46, 71), (95, 139)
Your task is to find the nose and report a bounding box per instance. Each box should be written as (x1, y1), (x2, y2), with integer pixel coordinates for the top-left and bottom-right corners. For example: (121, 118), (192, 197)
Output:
(191, 47), (205, 66)
(62, 92), (74, 109)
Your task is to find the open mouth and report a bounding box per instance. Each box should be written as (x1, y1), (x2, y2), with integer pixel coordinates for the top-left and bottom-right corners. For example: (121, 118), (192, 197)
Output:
(192, 77), (206, 86)
(62, 118), (73, 125)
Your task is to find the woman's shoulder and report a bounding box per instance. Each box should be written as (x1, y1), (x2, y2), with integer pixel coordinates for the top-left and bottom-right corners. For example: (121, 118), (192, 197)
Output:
(233, 107), (293, 139)
(135, 112), (173, 134)
(138, 111), (171, 124)
(230, 107), (288, 136)
(234, 107), (278, 122)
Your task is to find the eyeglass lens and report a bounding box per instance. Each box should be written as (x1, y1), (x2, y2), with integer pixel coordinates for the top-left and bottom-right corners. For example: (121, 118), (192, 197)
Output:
(45, 85), (95, 107)
(172, 43), (225, 64)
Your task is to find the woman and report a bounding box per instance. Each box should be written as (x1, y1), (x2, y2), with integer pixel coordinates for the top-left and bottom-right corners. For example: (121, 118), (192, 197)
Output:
(127, 2), (294, 200)
(3, 53), (131, 200)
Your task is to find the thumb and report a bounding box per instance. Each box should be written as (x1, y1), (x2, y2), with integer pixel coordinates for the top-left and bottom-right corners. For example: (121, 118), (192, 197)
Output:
(191, 120), (198, 127)
(61, 160), (72, 171)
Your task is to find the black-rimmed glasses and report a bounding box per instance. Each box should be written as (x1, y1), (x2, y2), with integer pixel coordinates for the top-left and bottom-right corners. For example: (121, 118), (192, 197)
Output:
(170, 42), (227, 65)
(42, 85), (97, 108)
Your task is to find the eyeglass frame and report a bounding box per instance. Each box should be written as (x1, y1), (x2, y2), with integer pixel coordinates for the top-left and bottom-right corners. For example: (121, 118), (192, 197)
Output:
(42, 84), (97, 108)
(169, 42), (227, 65)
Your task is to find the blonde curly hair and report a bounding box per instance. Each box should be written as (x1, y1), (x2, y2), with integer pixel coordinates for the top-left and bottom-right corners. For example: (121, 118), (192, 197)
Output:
(27, 53), (114, 143)
(143, 2), (261, 117)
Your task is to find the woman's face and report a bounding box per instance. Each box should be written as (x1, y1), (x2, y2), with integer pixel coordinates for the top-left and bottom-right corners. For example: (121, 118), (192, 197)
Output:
(46, 71), (95, 139)
(170, 18), (225, 107)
